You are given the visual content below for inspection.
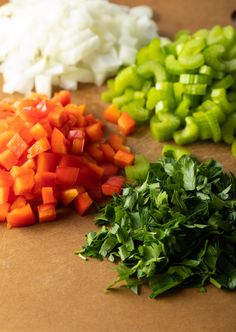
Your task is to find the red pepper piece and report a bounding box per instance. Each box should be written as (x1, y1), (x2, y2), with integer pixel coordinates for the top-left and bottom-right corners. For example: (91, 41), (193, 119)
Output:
(7, 203), (35, 228)
(74, 192), (93, 215)
(0, 203), (10, 222)
(118, 112), (136, 136)
(114, 149), (135, 168)
(56, 166), (79, 186)
(104, 104), (121, 124)
(101, 176), (125, 196)
(38, 204), (56, 223)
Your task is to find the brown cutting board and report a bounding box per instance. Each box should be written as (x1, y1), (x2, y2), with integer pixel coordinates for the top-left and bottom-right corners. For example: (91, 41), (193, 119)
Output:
(0, 1), (236, 331)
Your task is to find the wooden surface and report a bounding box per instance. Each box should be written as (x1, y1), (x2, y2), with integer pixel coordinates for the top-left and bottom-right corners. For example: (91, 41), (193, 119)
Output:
(0, 1), (236, 332)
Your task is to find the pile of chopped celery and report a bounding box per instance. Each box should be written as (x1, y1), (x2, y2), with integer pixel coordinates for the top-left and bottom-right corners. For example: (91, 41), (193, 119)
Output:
(102, 26), (236, 156)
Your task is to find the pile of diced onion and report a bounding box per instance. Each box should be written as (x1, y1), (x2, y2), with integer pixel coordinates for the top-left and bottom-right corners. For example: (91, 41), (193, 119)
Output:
(0, 0), (157, 96)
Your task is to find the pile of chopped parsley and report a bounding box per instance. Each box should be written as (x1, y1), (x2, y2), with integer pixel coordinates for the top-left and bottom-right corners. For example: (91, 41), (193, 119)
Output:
(76, 154), (236, 298)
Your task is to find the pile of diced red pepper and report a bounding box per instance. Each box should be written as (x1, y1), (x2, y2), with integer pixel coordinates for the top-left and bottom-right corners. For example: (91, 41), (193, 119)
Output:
(0, 91), (135, 227)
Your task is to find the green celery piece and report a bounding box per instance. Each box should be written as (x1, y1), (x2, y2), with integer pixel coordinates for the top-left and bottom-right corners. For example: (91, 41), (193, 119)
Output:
(193, 111), (212, 140)
(155, 82), (176, 110)
(155, 100), (170, 115)
(146, 84), (175, 111)
(125, 154), (150, 182)
(207, 25), (235, 50)
(205, 109), (222, 143)
(162, 144), (189, 159)
(101, 79), (120, 102)
(121, 99), (151, 124)
(199, 65), (213, 76)
(146, 87), (165, 110)
(137, 60), (167, 82)
(222, 113), (236, 144)
(193, 28), (209, 39)
(178, 37), (205, 70)
(173, 82), (185, 104)
(211, 88), (235, 114)
(200, 100), (226, 123)
(112, 89), (134, 108)
(114, 66), (143, 94)
(184, 83), (207, 95)
(174, 30), (190, 41)
(148, 38), (166, 64)
(213, 74), (234, 89)
(203, 44), (226, 71)
(136, 45), (150, 65)
(173, 116), (199, 144)
(231, 138), (236, 157)
(165, 54), (186, 75)
(150, 113), (181, 141)
(175, 98), (191, 121)
(224, 59), (236, 73)
(179, 73), (211, 85)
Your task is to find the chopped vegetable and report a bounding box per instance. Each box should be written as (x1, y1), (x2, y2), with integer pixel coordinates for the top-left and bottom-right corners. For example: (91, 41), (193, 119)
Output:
(0, 91), (132, 227)
(0, 0), (157, 95)
(103, 26), (236, 157)
(77, 152), (236, 298)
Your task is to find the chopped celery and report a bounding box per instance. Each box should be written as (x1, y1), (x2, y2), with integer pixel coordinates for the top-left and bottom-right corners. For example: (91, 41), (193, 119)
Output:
(102, 26), (236, 158)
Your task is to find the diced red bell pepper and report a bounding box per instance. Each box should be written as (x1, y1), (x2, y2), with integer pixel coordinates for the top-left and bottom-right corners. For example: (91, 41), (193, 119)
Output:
(56, 166), (79, 186)
(71, 138), (85, 154)
(59, 188), (79, 206)
(0, 186), (10, 204)
(101, 176), (125, 196)
(74, 192), (93, 215)
(85, 122), (103, 142)
(20, 157), (36, 170)
(88, 183), (103, 201)
(51, 90), (71, 106)
(0, 149), (19, 170)
(64, 103), (86, 118)
(0, 131), (15, 153)
(38, 204), (56, 223)
(68, 128), (85, 142)
(0, 169), (14, 187)
(19, 127), (35, 145)
(13, 168), (35, 196)
(107, 133), (125, 151)
(104, 104), (121, 124)
(48, 104), (67, 128)
(41, 187), (56, 205)
(29, 122), (48, 140)
(34, 172), (57, 192)
(87, 144), (103, 162)
(8, 115), (25, 132)
(87, 162), (104, 179)
(27, 137), (50, 158)
(59, 155), (84, 168)
(10, 196), (26, 210)
(7, 133), (28, 159)
(114, 149), (135, 168)
(7, 203), (35, 228)
(101, 163), (119, 180)
(36, 99), (55, 116)
(0, 203), (10, 222)
(100, 143), (115, 162)
(51, 128), (68, 154)
(37, 152), (61, 172)
(118, 112), (136, 136)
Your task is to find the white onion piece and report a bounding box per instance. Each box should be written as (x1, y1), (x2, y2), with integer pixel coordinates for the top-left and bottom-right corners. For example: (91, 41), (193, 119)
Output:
(35, 75), (52, 97)
(0, 0), (158, 96)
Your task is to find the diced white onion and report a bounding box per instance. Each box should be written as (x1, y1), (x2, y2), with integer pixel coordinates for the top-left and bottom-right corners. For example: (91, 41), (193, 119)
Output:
(0, 0), (158, 96)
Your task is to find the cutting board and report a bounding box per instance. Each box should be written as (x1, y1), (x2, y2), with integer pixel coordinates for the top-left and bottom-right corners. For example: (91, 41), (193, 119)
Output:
(0, 1), (236, 331)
